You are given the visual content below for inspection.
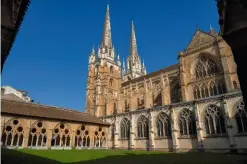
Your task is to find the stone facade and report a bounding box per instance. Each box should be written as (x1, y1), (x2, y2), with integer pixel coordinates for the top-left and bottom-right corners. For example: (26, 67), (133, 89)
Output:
(102, 92), (247, 152)
(1, 115), (109, 149)
(1, 100), (109, 150)
(85, 5), (247, 152)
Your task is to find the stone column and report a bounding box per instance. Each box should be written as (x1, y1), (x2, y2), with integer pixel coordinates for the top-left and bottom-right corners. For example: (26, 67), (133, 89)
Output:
(144, 78), (148, 109)
(194, 102), (204, 151)
(149, 78), (154, 108)
(23, 127), (30, 148)
(218, 43), (234, 92)
(46, 129), (53, 148)
(71, 131), (75, 148)
(129, 114), (135, 150)
(1, 121), (4, 144)
(171, 107), (179, 152)
(223, 100), (236, 152)
(129, 83), (134, 111)
(148, 110), (155, 151)
(160, 73), (165, 105)
(164, 75), (171, 105)
(113, 117), (119, 149)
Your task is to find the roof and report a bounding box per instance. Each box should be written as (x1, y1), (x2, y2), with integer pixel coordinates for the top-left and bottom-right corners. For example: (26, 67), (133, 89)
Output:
(209, 29), (218, 37)
(1, 99), (109, 126)
(2, 93), (26, 102)
(185, 29), (216, 51)
(1, 0), (31, 71)
(122, 63), (179, 87)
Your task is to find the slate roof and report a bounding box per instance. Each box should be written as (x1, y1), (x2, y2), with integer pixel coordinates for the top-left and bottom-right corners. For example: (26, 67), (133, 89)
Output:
(122, 63), (179, 87)
(1, 99), (109, 126)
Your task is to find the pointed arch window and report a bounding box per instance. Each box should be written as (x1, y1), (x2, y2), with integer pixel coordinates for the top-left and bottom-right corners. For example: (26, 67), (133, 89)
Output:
(94, 128), (106, 147)
(195, 56), (219, 79)
(120, 118), (130, 139)
(137, 115), (149, 138)
(153, 92), (162, 107)
(218, 80), (227, 94)
(28, 121), (47, 147)
(204, 105), (226, 135)
(179, 109), (197, 136)
(110, 66), (114, 74)
(51, 123), (71, 147)
(1, 119), (24, 147)
(235, 101), (247, 133)
(233, 81), (239, 90)
(75, 125), (90, 148)
(156, 112), (171, 137)
(109, 78), (113, 87)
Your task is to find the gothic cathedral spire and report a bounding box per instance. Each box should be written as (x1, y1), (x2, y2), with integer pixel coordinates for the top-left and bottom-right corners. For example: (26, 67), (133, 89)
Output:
(130, 21), (138, 57)
(101, 4), (112, 48)
(122, 21), (146, 82)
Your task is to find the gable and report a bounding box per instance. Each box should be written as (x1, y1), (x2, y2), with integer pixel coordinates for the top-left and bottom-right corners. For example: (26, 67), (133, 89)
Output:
(2, 93), (26, 102)
(186, 30), (216, 50)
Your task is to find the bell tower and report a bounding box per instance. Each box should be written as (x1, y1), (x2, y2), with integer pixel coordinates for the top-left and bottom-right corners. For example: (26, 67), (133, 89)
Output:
(85, 5), (121, 117)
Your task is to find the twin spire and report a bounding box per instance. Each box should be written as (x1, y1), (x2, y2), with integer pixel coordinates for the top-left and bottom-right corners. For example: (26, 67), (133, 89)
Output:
(89, 4), (146, 80)
(102, 4), (112, 48)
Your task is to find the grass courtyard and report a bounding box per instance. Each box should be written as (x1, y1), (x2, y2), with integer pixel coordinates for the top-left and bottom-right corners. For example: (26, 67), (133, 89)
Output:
(1, 149), (247, 164)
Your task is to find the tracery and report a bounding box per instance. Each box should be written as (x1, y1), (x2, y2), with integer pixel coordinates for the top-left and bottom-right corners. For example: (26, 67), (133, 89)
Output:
(179, 109), (197, 136)
(1, 119), (24, 147)
(51, 123), (71, 147)
(28, 121), (47, 147)
(235, 101), (247, 133)
(137, 115), (149, 138)
(204, 105), (226, 135)
(120, 118), (130, 139)
(75, 125), (90, 148)
(156, 112), (171, 137)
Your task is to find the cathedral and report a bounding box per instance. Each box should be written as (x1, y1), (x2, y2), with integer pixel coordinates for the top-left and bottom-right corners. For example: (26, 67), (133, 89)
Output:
(1, 4), (247, 153)
(85, 5), (247, 152)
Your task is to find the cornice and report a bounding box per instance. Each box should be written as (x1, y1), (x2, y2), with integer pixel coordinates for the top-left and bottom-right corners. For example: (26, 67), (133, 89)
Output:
(100, 91), (242, 119)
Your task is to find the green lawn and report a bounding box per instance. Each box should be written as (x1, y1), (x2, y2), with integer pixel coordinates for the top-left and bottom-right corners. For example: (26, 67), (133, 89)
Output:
(1, 149), (247, 164)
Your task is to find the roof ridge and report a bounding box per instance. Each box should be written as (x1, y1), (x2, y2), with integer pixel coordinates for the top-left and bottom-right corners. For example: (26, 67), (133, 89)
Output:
(1, 99), (86, 115)
(122, 63), (179, 86)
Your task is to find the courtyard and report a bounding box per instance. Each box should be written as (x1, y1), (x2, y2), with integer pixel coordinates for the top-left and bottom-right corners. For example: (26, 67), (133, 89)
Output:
(1, 149), (247, 164)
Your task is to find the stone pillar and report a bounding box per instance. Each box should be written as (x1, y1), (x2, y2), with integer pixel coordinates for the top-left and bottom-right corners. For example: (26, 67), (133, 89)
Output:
(145, 78), (154, 108)
(194, 102), (204, 151)
(46, 129), (53, 148)
(164, 75), (171, 105)
(171, 107), (179, 152)
(113, 117), (119, 149)
(160, 73), (165, 105)
(129, 114), (135, 150)
(23, 127), (30, 148)
(148, 110), (155, 151)
(178, 53), (187, 101)
(223, 100), (236, 152)
(71, 131), (75, 148)
(1, 123), (4, 143)
(144, 78), (148, 109)
(129, 83), (134, 111)
(218, 43), (234, 92)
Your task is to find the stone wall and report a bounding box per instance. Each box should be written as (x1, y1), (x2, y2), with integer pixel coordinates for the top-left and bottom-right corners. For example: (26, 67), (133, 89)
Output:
(1, 116), (108, 149)
(102, 92), (247, 153)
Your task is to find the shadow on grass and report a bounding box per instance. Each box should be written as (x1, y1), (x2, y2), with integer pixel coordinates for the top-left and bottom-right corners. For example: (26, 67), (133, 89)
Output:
(2, 148), (247, 164)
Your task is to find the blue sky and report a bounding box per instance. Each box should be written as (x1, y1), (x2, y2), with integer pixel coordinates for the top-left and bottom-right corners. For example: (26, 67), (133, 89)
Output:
(2, 0), (220, 111)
